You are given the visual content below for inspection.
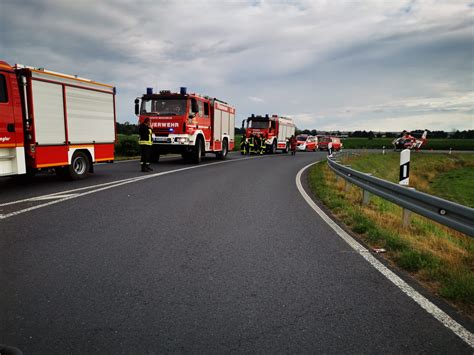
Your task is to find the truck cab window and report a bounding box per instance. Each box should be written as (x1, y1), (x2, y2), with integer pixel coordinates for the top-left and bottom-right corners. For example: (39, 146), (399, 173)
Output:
(0, 74), (8, 103)
(203, 102), (209, 117)
(198, 101), (204, 117)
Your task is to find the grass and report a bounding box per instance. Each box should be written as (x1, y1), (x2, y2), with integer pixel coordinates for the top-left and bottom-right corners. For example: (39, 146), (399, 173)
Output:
(308, 153), (474, 316)
(342, 138), (474, 150)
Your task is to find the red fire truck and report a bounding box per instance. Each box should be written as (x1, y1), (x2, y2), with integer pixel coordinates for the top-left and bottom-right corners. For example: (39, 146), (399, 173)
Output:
(242, 114), (295, 153)
(0, 61), (116, 180)
(134, 87), (235, 163)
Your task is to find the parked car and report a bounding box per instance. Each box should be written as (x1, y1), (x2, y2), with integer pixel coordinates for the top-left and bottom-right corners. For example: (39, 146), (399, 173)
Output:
(318, 136), (343, 151)
(296, 135), (317, 151)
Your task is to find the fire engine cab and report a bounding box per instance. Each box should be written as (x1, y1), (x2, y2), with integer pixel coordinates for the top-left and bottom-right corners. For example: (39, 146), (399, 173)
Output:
(135, 87), (235, 163)
(242, 114), (295, 153)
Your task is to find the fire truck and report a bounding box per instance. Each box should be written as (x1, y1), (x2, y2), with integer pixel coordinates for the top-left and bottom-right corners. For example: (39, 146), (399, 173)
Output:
(242, 114), (295, 153)
(0, 61), (116, 180)
(134, 87), (235, 163)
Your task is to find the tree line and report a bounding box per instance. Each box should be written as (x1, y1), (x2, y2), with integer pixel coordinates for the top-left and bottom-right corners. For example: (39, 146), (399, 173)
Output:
(117, 122), (473, 139)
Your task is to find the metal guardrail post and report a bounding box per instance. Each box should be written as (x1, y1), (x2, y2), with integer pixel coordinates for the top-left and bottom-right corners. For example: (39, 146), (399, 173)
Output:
(362, 174), (372, 205)
(402, 208), (411, 227)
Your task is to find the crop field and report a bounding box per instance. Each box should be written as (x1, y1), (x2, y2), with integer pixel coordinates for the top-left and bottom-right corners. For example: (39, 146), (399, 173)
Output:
(341, 138), (473, 150)
(308, 153), (474, 316)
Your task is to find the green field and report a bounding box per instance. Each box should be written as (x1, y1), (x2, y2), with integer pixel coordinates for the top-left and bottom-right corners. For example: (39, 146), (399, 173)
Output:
(341, 138), (474, 150)
(308, 153), (474, 315)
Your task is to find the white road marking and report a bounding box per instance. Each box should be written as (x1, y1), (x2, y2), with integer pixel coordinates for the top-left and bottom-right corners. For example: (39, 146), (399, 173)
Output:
(30, 194), (79, 201)
(0, 154), (272, 220)
(296, 162), (474, 348)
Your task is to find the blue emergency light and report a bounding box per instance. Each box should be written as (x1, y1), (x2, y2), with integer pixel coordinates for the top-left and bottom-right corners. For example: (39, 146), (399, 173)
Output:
(146, 87), (153, 95)
(180, 87), (187, 95)
(169, 128), (174, 132)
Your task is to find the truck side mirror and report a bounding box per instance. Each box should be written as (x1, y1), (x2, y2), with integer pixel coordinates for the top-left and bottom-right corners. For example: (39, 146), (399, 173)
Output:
(191, 99), (199, 113)
(134, 99), (140, 115)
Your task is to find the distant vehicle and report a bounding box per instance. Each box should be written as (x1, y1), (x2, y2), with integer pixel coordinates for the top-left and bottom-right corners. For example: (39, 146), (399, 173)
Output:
(318, 136), (342, 151)
(242, 114), (295, 154)
(134, 87), (235, 163)
(296, 134), (317, 151)
(0, 60), (116, 180)
(392, 130), (428, 151)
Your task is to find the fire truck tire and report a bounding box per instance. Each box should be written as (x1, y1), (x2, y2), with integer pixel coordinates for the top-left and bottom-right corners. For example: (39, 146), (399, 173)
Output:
(216, 139), (228, 160)
(271, 140), (277, 154)
(192, 138), (204, 164)
(68, 151), (90, 180)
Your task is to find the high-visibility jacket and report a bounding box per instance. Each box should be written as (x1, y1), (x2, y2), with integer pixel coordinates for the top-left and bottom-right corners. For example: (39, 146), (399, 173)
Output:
(240, 138), (247, 154)
(139, 123), (152, 146)
(260, 137), (265, 154)
(248, 136), (255, 152)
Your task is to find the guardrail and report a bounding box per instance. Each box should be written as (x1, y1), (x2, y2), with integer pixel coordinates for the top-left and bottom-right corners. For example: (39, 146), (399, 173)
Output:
(327, 154), (474, 237)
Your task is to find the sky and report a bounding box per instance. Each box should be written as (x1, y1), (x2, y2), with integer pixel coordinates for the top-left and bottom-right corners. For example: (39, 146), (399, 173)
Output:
(1, 0), (473, 131)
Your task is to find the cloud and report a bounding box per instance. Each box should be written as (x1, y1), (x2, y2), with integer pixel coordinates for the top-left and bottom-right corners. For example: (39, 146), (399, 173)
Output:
(248, 96), (264, 103)
(1, 0), (472, 130)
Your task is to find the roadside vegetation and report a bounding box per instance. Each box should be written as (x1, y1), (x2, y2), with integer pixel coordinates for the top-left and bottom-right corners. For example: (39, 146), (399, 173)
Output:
(341, 138), (473, 150)
(115, 134), (140, 159)
(308, 153), (474, 317)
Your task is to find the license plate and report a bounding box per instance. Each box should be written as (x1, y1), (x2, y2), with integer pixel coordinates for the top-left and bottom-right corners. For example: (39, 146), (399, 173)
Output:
(153, 136), (169, 143)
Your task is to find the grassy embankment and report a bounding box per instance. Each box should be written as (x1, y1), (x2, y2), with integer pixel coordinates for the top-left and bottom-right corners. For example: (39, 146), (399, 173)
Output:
(308, 153), (474, 316)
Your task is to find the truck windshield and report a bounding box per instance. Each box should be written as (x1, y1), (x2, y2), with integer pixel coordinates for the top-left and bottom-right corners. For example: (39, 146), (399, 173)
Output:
(141, 99), (187, 116)
(249, 120), (269, 129)
(296, 135), (308, 141)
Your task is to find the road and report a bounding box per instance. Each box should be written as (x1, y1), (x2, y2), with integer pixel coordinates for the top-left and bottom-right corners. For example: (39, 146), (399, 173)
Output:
(0, 151), (472, 353)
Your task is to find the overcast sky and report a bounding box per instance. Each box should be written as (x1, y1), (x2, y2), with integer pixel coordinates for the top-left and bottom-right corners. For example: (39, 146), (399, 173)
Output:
(1, 0), (473, 131)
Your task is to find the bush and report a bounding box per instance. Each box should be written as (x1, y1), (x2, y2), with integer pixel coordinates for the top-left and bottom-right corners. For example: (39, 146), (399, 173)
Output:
(115, 135), (140, 157)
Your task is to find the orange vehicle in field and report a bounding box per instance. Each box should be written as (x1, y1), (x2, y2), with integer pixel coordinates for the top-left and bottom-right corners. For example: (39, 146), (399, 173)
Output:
(317, 136), (343, 151)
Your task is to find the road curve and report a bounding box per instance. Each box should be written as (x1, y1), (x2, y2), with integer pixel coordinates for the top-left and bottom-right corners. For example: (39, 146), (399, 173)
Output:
(0, 151), (472, 353)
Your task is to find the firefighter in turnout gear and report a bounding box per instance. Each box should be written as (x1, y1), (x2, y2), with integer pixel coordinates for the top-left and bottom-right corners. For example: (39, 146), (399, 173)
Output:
(248, 135), (255, 155)
(255, 135), (261, 156)
(259, 134), (265, 155)
(240, 134), (247, 155)
(139, 118), (153, 172)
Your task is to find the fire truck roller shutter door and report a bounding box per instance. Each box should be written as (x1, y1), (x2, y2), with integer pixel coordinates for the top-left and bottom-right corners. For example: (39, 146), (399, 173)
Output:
(213, 109), (222, 150)
(31, 80), (66, 145)
(66, 87), (114, 144)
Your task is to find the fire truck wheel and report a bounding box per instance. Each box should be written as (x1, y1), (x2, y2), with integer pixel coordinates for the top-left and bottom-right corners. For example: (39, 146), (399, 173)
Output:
(271, 140), (277, 154)
(217, 139), (228, 160)
(68, 151), (90, 180)
(192, 138), (203, 164)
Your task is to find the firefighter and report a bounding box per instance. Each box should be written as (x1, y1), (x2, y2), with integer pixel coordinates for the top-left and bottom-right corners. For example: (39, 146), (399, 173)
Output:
(138, 117), (153, 172)
(248, 134), (255, 155)
(259, 134), (265, 155)
(240, 134), (247, 155)
(255, 134), (261, 156)
(290, 135), (297, 156)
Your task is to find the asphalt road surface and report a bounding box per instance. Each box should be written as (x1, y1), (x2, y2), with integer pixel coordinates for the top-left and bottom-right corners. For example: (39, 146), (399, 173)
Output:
(1, 151), (473, 353)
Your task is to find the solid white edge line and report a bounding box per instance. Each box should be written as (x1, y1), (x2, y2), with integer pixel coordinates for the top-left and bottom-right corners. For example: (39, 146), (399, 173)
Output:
(296, 161), (474, 348)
